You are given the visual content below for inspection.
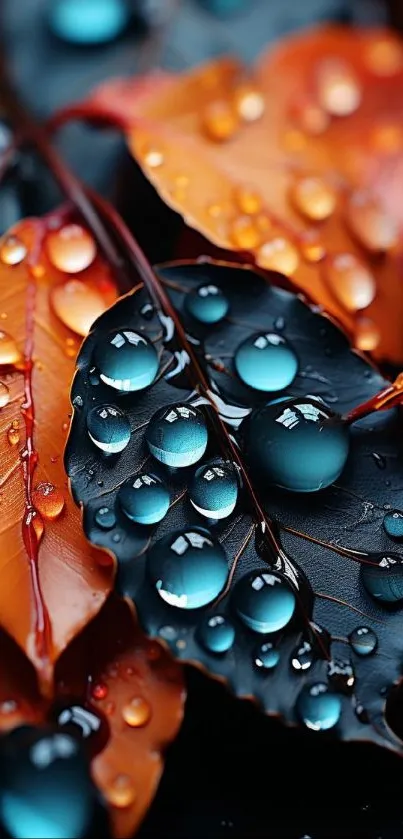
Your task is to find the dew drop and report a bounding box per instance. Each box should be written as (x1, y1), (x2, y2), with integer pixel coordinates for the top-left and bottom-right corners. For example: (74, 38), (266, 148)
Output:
(346, 192), (398, 252)
(185, 284), (229, 324)
(122, 697), (151, 728)
(291, 639), (314, 671)
(361, 553), (403, 605)
(297, 683), (342, 731)
(291, 176), (336, 221)
(190, 459), (238, 520)
(197, 614), (235, 654)
(95, 506), (116, 530)
(107, 774), (136, 809)
(256, 237), (299, 276)
(254, 641), (280, 670)
(365, 37), (403, 77)
(0, 331), (21, 366)
(48, 0), (130, 45)
(235, 331), (298, 393)
(230, 216), (261, 250)
(0, 382), (10, 408)
(143, 147), (165, 168)
(349, 626), (377, 656)
(146, 403), (208, 468)
(147, 527), (228, 610)
(72, 395), (83, 409)
(0, 699), (17, 715)
(300, 230), (326, 263)
(234, 186), (262, 215)
(91, 683), (108, 701)
(46, 224), (96, 273)
(233, 570), (296, 634)
(87, 405), (131, 454)
(355, 317), (380, 352)
(0, 234), (27, 266)
(33, 482), (65, 520)
(383, 510), (403, 540)
(324, 253), (376, 312)
(118, 473), (170, 525)
(94, 329), (158, 392)
(7, 420), (20, 447)
(233, 85), (265, 122)
(202, 100), (238, 142)
(317, 59), (361, 116)
(50, 280), (107, 337)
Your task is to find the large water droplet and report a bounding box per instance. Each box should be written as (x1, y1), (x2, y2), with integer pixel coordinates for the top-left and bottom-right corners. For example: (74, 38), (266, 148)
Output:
(147, 527), (228, 609)
(254, 641), (280, 670)
(0, 382), (10, 408)
(197, 614), (235, 653)
(202, 100), (238, 142)
(190, 459), (238, 520)
(94, 506), (116, 530)
(0, 234), (27, 266)
(361, 553), (403, 604)
(33, 482), (65, 520)
(106, 774), (136, 809)
(383, 510), (403, 540)
(291, 639), (314, 671)
(256, 237), (299, 275)
(118, 473), (170, 525)
(232, 570), (296, 634)
(146, 403), (208, 468)
(94, 329), (158, 393)
(349, 626), (377, 656)
(122, 697), (151, 728)
(324, 253), (376, 312)
(87, 405), (131, 454)
(347, 192), (398, 252)
(48, 0), (130, 44)
(0, 331), (21, 366)
(46, 225), (96, 273)
(291, 176), (336, 221)
(7, 420), (20, 447)
(244, 396), (349, 492)
(185, 284), (229, 324)
(234, 332), (298, 393)
(51, 281), (107, 337)
(317, 59), (361, 116)
(297, 683), (342, 731)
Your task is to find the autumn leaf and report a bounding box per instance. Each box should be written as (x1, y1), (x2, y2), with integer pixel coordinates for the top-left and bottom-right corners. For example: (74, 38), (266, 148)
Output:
(0, 210), (118, 691)
(69, 26), (403, 364)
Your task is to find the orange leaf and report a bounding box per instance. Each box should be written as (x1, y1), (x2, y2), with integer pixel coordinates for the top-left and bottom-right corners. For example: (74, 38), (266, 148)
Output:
(84, 27), (403, 363)
(0, 211), (117, 690)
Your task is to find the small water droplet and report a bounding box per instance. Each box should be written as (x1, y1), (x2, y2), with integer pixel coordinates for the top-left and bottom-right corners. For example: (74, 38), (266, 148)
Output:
(48, 0), (130, 45)
(0, 234), (27, 266)
(294, 101), (330, 135)
(297, 682), (342, 731)
(349, 626), (377, 656)
(46, 224), (96, 273)
(118, 473), (170, 525)
(112, 533), (121, 543)
(233, 570), (296, 634)
(355, 317), (380, 352)
(365, 37), (403, 76)
(317, 59), (361, 116)
(7, 420), (20, 447)
(87, 405), (131, 454)
(372, 452), (386, 470)
(0, 382), (10, 408)
(190, 459), (238, 520)
(361, 553), (403, 605)
(95, 506), (116, 530)
(185, 284), (229, 324)
(383, 510), (403, 540)
(0, 331), (21, 366)
(146, 403), (208, 468)
(291, 640), (313, 671)
(273, 316), (285, 331)
(202, 100), (238, 142)
(140, 302), (154, 320)
(256, 237), (299, 275)
(91, 683), (108, 701)
(64, 338), (78, 359)
(254, 641), (280, 670)
(347, 191), (398, 252)
(122, 697), (151, 728)
(72, 394), (83, 409)
(324, 253), (376, 312)
(0, 699), (17, 714)
(51, 280), (107, 337)
(291, 176), (336, 221)
(158, 625), (177, 642)
(33, 482), (65, 520)
(105, 701), (115, 716)
(94, 329), (158, 393)
(107, 774), (136, 809)
(148, 527), (228, 609)
(143, 148), (164, 168)
(233, 85), (265, 122)
(234, 186), (262, 215)
(235, 332), (298, 393)
(197, 614), (235, 654)
(230, 216), (261, 250)
(299, 230), (326, 263)
(354, 700), (369, 724)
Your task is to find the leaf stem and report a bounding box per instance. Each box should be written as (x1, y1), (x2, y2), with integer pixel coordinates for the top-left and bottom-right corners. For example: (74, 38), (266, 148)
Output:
(343, 372), (403, 425)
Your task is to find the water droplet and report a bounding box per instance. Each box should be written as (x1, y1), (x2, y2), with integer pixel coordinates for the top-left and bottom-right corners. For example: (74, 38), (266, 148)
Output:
(244, 396), (349, 492)
(0, 699), (17, 715)
(347, 192), (398, 252)
(147, 527), (228, 609)
(185, 284), (229, 324)
(158, 625), (177, 642)
(372, 452), (386, 470)
(233, 570), (296, 634)
(355, 316), (380, 352)
(94, 329), (158, 392)
(146, 403), (208, 468)
(95, 506), (116, 530)
(324, 253), (376, 312)
(233, 85), (265, 122)
(7, 420), (20, 447)
(0, 382), (10, 408)
(87, 405), (131, 454)
(317, 59), (361, 116)
(254, 641), (280, 670)
(234, 186), (262, 215)
(361, 553), (403, 605)
(190, 459), (238, 520)
(140, 302), (154, 320)
(91, 683), (108, 701)
(291, 640), (313, 671)
(0, 234), (27, 266)
(354, 700), (369, 724)
(202, 100), (238, 142)
(235, 332), (298, 392)
(365, 37), (403, 76)
(54, 701), (102, 742)
(197, 614), (235, 653)
(256, 237), (299, 276)
(144, 148), (164, 168)
(50, 280), (107, 337)
(291, 176), (336, 221)
(297, 683), (342, 731)
(122, 697), (151, 728)
(48, 0), (130, 45)
(295, 102), (330, 135)
(230, 216), (261, 250)
(383, 510), (403, 540)
(32, 482), (65, 520)
(107, 774), (136, 809)
(349, 626), (377, 656)
(118, 473), (170, 525)
(46, 224), (96, 273)
(72, 394), (83, 409)
(0, 331), (21, 366)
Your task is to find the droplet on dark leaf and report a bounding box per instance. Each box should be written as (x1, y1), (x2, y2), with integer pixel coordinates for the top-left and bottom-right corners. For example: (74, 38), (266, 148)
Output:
(118, 473), (170, 525)
(197, 614), (235, 653)
(297, 683), (342, 731)
(145, 404), (208, 467)
(190, 459), (238, 519)
(185, 284), (229, 324)
(361, 554), (403, 604)
(232, 571), (296, 634)
(48, 0), (130, 45)
(291, 639), (314, 671)
(383, 510), (403, 540)
(87, 405), (131, 454)
(234, 332), (298, 392)
(254, 641), (280, 670)
(349, 626), (377, 656)
(94, 329), (158, 393)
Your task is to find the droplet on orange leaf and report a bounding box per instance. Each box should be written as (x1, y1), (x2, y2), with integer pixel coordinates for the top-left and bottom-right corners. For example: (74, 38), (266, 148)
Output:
(122, 696), (151, 728)
(355, 316), (380, 351)
(0, 699), (18, 715)
(0, 331), (21, 366)
(64, 338), (78, 359)
(107, 775), (136, 809)
(370, 124), (403, 154)
(256, 237), (299, 275)
(234, 186), (262, 215)
(347, 191), (398, 252)
(233, 84), (265, 122)
(255, 214), (272, 235)
(0, 234), (27, 266)
(291, 176), (336, 221)
(0, 382), (10, 408)
(365, 37), (403, 77)
(324, 253), (376, 312)
(31, 264), (45, 279)
(7, 420), (19, 447)
(33, 512), (44, 543)
(50, 279), (107, 337)
(92, 682), (108, 701)
(294, 102), (330, 136)
(230, 216), (261, 249)
(46, 224), (96, 273)
(143, 148), (165, 168)
(202, 100), (238, 142)
(32, 482), (65, 520)
(207, 203), (224, 218)
(300, 230), (326, 262)
(316, 59), (361, 117)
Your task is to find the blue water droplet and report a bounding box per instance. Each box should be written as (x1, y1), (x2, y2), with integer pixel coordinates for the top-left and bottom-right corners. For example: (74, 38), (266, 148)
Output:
(244, 396), (349, 492)
(147, 527), (228, 609)
(291, 640), (313, 671)
(94, 506), (116, 529)
(190, 459), (238, 519)
(48, 0), (130, 45)
(361, 553), (403, 604)
(349, 626), (377, 656)
(146, 403), (208, 467)
(197, 615), (235, 653)
(118, 473), (170, 525)
(383, 510), (403, 540)
(232, 570), (296, 634)
(185, 284), (229, 324)
(297, 683), (342, 731)
(87, 405), (130, 454)
(234, 332), (298, 392)
(94, 329), (158, 393)
(254, 641), (280, 670)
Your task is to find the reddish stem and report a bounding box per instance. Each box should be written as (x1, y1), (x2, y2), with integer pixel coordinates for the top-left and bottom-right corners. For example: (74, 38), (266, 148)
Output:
(343, 372), (403, 425)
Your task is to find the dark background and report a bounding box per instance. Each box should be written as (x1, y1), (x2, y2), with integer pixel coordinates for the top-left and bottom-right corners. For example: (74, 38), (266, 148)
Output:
(2, 1), (403, 837)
